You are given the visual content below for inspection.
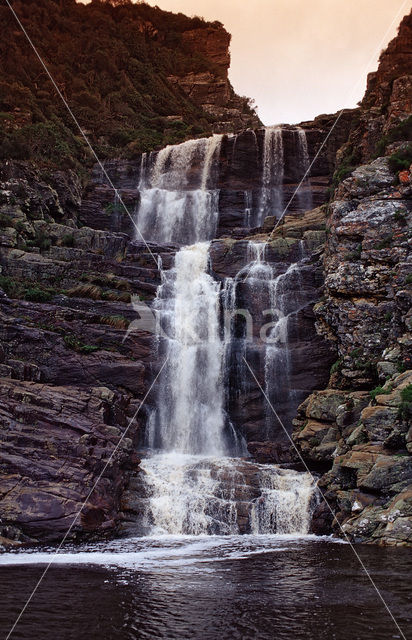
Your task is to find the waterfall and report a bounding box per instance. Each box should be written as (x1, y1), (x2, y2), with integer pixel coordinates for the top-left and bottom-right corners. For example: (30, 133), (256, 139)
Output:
(256, 126), (284, 226)
(243, 190), (253, 227)
(147, 242), (235, 456)
(139, 455), (315, 536)
(223, 240), (312, 438)
(263, 256), (305, 437)
(138, 240), (317, 537)
(295, 127), (313, 211)
(135, 135), (222, 244)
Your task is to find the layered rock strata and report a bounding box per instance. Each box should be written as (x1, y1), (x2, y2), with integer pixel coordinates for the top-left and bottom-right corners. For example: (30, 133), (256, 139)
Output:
(292, 154), (412, 546)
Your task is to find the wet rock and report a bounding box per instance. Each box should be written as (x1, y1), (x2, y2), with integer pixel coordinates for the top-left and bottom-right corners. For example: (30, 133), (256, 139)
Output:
(0, 379), (139, 541)
(293, 372), (412, 545)
(247, 441), (294, 465)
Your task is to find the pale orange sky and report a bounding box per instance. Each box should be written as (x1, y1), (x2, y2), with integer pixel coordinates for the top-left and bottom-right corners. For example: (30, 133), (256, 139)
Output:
(80, 0), (412, 125)
(144, 0), (412, 125)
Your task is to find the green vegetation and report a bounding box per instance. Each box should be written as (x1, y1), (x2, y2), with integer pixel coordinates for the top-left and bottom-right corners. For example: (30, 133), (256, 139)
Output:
(26, 231), (51, 251)
(376, 234), (393, 250)
(394, 209), (407, 226)
(0, 213), (14, 228)
(398, 384), (412, 421)
(330, 358), (343, 375)
(101, 289), (131, 303)
(24, 287), (54, 303)
(405, 274), (412, 285)
(400, 384), (412, 403)
(0, 0), (257, 169)
(370, 384), (392, 401)
(387, 144), (412, 173)
(374, 115), (412, 158)
(309, 437), (321, 447)
(68, 280), (131, 302)
(344, 244), (362, 261)
(64, 334), (100, 354)
(397, 360), (407, 373)
(79, 272), (130, 291)
(332, 148), (361, 187)
(60, 234), (75, 247)
(0, 275), (56, 301)
(104, 202), (123, 215)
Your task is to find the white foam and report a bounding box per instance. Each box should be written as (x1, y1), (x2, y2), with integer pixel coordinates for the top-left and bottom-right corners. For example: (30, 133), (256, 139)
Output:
(0, 535), (341, 568)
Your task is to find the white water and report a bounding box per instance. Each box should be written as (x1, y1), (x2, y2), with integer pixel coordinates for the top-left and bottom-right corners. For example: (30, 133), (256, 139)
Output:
(135, 135), (222, 244)
(223, 241), (312, 439)
(295, 127), (313, 211)
(141, 240), (317, 536)
(139, 454), (315, 536)
(256, 126), (284, 226)
(147, 242), (232, 456)
(0, 535), (337, 569)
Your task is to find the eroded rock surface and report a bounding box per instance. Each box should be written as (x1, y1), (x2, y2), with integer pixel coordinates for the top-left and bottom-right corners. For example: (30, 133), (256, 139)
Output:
(292, 146), (412, 546)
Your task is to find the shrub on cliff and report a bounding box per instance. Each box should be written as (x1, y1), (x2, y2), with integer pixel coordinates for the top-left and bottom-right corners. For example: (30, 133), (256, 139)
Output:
(388, 144), (412, 173)
(398, 384), (412, 421)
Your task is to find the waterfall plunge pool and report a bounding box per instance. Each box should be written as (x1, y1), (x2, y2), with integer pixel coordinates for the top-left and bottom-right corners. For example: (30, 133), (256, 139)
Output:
(1, 535), (411, 639)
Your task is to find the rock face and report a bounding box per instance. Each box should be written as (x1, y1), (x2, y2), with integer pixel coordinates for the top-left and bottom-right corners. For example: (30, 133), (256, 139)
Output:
(166, 26), (260, 132)
(319, 157), (411, 389)
(0, 163), (170, 542)
(290, 12), (412, 546)
(358, 11), (412, 160)
(291, 155), (412, 545)
(334, 10), (412, 170)
(294, 372), (412, 545)
(0, 379), (136, 541)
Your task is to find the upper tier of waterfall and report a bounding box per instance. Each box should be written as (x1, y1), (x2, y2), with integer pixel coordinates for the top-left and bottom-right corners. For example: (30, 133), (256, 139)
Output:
(136, 136), (223, 245)
(256, 126), (284, 227)
(130, 126), (314, 244)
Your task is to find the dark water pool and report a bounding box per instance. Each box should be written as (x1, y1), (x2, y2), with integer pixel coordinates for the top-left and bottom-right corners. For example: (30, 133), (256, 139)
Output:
(0, 536), (411, 640)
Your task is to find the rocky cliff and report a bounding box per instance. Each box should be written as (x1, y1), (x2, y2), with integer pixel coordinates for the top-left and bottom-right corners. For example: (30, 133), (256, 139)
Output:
(0, 160), (170, 542)
(289, 11), (412, 546)
(333, 10), (412, 174)
(166, 26), (260, 133)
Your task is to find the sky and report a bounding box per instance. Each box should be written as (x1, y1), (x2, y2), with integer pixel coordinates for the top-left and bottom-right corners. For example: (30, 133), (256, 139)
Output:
(141, 0), (412, 125)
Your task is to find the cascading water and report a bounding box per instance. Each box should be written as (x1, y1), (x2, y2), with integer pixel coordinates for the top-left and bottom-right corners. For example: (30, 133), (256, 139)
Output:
(256, 126), (285, 226)
(295, 127), (313, 211)
(138, 241), (317, 536)
(135, 135), (223, 244)
(223, 240), (314, 439)
(262, 243), (309, 434)
(139, 455), (315, 536)
(146, 242), (234, 456)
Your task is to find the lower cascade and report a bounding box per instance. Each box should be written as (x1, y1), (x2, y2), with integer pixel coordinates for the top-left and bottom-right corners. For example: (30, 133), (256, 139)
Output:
(138, 242), (318, 536)
(139, 455), (315, 536)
